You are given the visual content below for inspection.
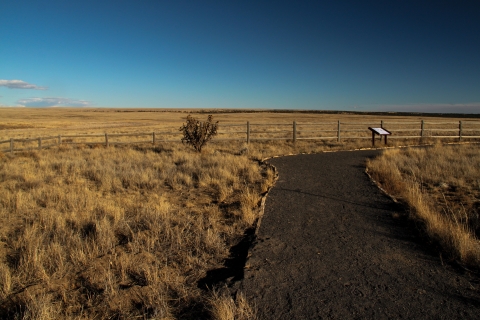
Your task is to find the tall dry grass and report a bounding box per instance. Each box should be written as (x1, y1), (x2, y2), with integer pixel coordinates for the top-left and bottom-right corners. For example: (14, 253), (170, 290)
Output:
(367, 143), (480, 267)
(0, 143), (273, 319)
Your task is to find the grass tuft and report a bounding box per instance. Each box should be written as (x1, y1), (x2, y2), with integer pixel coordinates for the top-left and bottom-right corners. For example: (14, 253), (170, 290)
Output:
(209, 290), (257, 320)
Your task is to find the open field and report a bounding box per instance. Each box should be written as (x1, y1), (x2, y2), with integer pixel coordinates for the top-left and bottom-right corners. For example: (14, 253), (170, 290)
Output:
(0, 143), (272, 319)
(2, 108), (480, 157)
(367, 144), (480, 268)
(1, 107), (480, 319)
(2, 107), (480, 140)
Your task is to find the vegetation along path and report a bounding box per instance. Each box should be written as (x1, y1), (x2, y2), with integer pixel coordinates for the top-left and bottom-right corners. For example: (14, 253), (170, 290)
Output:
(236, 150), (480, 319)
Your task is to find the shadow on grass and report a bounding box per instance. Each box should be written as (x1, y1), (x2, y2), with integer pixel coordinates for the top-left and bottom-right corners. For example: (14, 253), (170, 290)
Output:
(198, 227), (257, 291)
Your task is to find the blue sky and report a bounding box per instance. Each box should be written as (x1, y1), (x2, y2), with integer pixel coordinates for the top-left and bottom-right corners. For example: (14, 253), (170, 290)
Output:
(1, 0), (479, 113)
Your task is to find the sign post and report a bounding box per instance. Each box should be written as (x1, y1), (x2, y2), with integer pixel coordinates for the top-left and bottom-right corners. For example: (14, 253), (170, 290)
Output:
(368, 127), (392, 147)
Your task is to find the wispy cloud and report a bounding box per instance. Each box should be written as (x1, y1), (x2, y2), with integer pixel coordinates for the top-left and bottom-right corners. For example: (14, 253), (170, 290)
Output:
(17, 97), (94, 108)
(0, 80), (48, 90)
(0, 103), (25, 107)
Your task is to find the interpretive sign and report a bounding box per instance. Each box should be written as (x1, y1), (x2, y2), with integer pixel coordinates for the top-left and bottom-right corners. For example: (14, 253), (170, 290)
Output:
(370, 127), (390, 135)
(368, 127), (392, 147)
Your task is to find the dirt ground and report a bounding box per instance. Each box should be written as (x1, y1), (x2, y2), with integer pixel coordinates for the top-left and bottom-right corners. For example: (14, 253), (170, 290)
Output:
(234, 151), (480, 319)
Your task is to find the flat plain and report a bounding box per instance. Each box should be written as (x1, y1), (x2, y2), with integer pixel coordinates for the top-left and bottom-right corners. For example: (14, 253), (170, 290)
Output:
(0, 107), (479, 319)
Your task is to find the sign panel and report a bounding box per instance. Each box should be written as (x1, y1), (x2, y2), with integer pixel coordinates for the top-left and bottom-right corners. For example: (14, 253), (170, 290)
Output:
(370, 127), (390, 135)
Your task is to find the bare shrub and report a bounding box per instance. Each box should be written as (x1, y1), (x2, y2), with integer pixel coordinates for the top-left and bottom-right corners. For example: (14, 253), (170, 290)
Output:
(180, 115), (218, 152)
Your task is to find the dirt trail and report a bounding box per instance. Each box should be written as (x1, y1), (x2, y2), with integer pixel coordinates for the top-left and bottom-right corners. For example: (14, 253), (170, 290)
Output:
(236, 150), (480, 319)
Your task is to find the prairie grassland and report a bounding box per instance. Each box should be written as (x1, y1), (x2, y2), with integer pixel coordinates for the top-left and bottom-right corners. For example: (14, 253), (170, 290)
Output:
(1, 108), (480, 319)
(367, 144), (480, 267)
(3, 107), (479, 155)
(0, 143), (274, 319)
(2, 107), (478, 141)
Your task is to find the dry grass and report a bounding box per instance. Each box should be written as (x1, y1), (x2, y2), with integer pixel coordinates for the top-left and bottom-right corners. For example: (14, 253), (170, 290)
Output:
(2, 108), (479, 155)
(0, 143), (269, 319)
(209, 290), (256, 320)
(2, 107), (478, 141)
(367, 143), (480, 267)
(1, 108), (480, 319)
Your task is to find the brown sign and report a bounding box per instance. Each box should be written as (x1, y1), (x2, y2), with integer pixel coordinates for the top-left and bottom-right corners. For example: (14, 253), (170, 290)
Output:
(368, 127), (392, 146)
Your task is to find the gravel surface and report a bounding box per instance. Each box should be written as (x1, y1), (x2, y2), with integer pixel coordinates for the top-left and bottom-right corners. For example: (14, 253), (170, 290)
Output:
(237, 150), (480, 319)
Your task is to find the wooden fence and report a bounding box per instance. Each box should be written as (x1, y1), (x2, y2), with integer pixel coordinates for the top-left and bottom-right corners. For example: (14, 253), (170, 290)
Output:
(2, 120), (480, 153)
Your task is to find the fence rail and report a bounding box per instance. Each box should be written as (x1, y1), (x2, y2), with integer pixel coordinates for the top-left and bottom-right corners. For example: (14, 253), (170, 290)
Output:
(1, 120), (480, 153)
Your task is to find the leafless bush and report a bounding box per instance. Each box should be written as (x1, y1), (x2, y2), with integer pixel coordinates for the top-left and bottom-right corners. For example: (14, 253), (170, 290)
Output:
(180, 115), (218, 152)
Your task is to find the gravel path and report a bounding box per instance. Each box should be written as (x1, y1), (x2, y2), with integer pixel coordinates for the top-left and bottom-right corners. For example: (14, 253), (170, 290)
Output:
(237, 150), (480, 319)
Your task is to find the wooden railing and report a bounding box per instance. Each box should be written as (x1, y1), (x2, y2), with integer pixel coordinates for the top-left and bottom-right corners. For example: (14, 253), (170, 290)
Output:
(2, 120), (480, 153)
(222, 120), (480, 142)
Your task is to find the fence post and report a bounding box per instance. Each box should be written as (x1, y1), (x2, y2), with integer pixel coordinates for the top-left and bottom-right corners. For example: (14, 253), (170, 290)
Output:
(153, 132), (156, 145)
(380, 120), (384, 141)
(420, 120), (424, 140)
(459, 121), (463, 141)
(58, 135), (62, 145)
(247, 121), (250, 144)
(105, 133), (109, 147)
(337, 121), (341, 142)
(38, 137), (42, 150)
(10, 138), (14, 153)
(293, 121), (297, 143)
